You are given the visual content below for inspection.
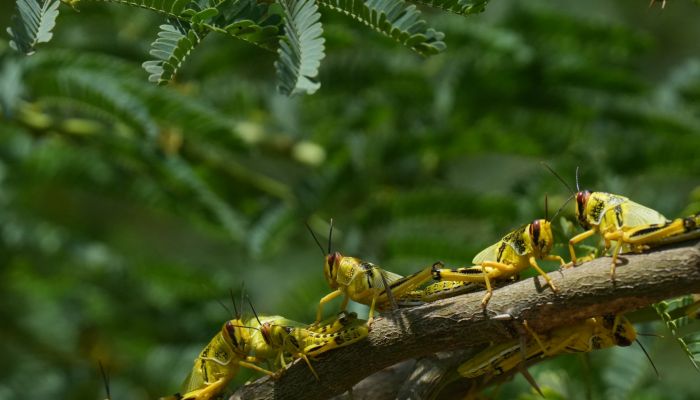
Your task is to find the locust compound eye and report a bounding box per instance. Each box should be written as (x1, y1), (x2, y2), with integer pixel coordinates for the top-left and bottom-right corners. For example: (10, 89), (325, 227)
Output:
(224, 321), (239, 347)
(529, 220), (541, 245)
(576, 190), (591, 215)
(260, 323), (272, 344)
(326, 252), (341, 271)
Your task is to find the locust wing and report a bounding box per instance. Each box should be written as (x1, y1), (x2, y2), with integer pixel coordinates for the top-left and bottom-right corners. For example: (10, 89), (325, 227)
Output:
(620, 199), (668, 228)
(472, 242), (500, 264)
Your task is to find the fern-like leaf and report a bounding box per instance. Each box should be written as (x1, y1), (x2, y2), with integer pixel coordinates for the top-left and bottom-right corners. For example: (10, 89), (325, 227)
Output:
(412, 0), (488, 16)
(654, 295), (700, 372)
(7, 0), (61, 55)
(86, 0), (195, 18)
(142, 21), (208, 85)
(214, 0), (283, 50)
(275, 0), (325, 96)
(317, 0), (446, 56)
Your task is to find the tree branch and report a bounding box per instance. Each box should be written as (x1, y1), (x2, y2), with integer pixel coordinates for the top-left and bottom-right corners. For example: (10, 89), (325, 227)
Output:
(231, 240), (700, 400)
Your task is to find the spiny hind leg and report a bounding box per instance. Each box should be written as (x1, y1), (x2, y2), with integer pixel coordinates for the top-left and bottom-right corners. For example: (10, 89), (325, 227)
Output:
(522, 321), (576, 357)
(238, 359), (276, 376)
(431, 262), (512, 282)
(298, 353), (320, 381)
(625, 219), (686, 244)
(180, 378), (228, 400)
(376, 264), (435, 307)
(430, 262), (503, 309)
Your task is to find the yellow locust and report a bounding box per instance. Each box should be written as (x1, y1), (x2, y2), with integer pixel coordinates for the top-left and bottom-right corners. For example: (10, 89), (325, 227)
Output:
(544, 164), (700, 278)
(458, 315), (637, 380)
(250, 308), (368, 380)
(162, 299), (366, 400)
(308, 220), (433, 325)
(431, 210), (565, 309)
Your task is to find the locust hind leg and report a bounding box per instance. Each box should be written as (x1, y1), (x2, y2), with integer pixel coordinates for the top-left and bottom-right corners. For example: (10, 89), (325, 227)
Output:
(180, 378), (229, 400)
(375, 264), (435, 310)
(431, 262), (507, 310)
(297, 353), (320, 381)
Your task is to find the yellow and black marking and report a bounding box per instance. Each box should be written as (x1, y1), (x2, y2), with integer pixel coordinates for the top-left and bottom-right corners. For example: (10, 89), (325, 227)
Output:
(396, 280), (485, 306)
(431, 217), (564, 309)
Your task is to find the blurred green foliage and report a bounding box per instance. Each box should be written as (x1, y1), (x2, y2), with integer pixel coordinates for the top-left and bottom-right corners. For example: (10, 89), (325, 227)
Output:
(1, 0), (700, 399)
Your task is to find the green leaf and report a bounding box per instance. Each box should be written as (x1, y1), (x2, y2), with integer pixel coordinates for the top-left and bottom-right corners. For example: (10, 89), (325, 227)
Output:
(654, 296), (700, 372)
(275, 0), (325, 96)
(412, 0), (488, 16)
(215, 0), (283, 50)
(142, 21), (208, 85)
(84, 0), (195, 17)
(317, 0), (446, 56)
(7, 0), (61, 55)
(191, 7), (219, 24)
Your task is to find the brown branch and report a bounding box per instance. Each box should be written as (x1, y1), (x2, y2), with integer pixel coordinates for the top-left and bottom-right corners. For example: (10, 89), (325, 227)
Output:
(230, 240), (700, 400)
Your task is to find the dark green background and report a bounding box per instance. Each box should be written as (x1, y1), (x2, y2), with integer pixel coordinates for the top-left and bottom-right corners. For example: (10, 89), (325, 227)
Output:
(1, 0), (700, 398)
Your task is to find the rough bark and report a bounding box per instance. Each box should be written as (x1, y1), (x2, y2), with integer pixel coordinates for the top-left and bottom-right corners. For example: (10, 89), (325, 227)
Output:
(230, 240), (700, 400)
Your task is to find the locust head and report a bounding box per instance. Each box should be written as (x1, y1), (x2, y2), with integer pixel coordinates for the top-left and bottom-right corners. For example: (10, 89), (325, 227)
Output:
(307, 219), (341, 288)
(612, 316), (635, 347)
(529, 219), (554, 258)
(223, 320), (248, 355)
(601, 315), (635, 347)
(541, 163), (591, 228)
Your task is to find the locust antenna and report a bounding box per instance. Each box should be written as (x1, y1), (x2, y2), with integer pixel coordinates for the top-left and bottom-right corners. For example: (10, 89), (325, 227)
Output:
(230, 288), (240, 320)
(306, 222), (327, 257)
(637, 332), (664, 338)
(229, 324), (261, 331)
(550, 194), (575, 222)
(636, 339), (660, 378)
(328, 218), (334, 254)
(240, 282), (246, 320)
(216, 297), (233, 319)
(246, 294), (263, 326)
(541, 162), (575, 194)
(575, 166), (581, 192)
(545, 194), (549, 221)
(99, 361), (111, 400)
